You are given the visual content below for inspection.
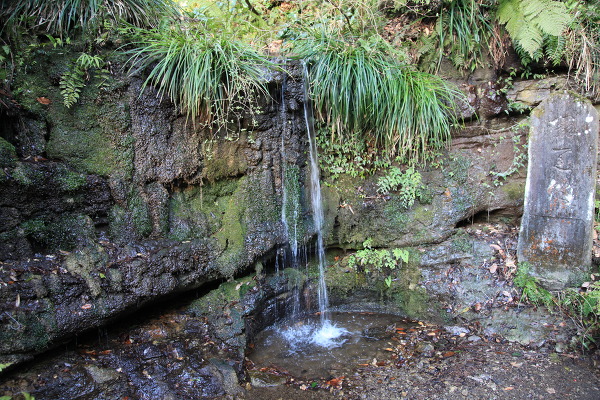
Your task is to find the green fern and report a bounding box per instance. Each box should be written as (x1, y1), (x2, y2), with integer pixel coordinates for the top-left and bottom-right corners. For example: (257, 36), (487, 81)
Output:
(59, 52), (106, 108)
(60, 65), (85, 108)
(497, 0), (571, 57)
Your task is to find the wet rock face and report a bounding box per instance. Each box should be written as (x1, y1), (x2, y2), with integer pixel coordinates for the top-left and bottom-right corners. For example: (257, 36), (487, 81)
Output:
(0, 57), (308, 364)
(0, 160), (112, 259)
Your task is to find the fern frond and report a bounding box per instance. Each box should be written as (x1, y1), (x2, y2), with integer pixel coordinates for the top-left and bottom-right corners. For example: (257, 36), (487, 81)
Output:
(522, 0), (570, 37)
(497, 0), (571, 57)
(60, 66), (85, 108)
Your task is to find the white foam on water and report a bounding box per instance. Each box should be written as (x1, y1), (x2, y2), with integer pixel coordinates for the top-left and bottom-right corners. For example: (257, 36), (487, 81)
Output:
(278, 320), (349, 351)
(311, 321), (349, 347)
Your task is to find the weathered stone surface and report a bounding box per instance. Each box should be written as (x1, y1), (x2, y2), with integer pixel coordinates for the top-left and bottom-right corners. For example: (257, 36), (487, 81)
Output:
(505, 76), (569, 108)
(517, 91), (599, 289)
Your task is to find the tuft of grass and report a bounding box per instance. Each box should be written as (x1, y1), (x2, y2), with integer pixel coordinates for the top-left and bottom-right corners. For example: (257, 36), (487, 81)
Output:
(293, 28), (462, 161)
(2, 0), (179, 36)
(126, 24), (276, 130)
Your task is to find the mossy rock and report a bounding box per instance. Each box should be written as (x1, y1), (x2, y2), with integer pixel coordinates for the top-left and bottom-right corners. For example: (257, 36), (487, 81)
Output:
(0, 137), (17, 168)
(21, 214), (95, 252)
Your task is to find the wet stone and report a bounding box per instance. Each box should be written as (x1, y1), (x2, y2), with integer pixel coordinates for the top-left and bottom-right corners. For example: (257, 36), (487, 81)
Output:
(517, 91), (599, 289)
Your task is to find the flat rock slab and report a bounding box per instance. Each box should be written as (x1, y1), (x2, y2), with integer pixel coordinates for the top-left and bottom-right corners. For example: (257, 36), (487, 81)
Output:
(518, 91), (599, 289)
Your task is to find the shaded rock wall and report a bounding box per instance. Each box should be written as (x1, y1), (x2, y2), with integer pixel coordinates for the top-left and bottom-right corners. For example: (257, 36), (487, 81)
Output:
(0, 43), (594, 367)
(0, 48), (310, 365)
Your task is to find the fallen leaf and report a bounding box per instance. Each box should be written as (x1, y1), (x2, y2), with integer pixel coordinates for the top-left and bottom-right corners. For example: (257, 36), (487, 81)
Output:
(36, 97), (51, 105)
(510, 361), (523, 367)
(546, 388), (556, 394)
(442, 351), (456, 358)
(504, 387), (514, 391)
(326, 377), (344, 387)
(489, 263), (498, 273)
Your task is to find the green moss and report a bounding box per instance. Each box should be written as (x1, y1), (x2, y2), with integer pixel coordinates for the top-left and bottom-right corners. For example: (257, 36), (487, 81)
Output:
(324, 262), (366, 298)
(215, 178), (247, 277)
(11, 163), (46, 186)
(0, 137), (17, 167)
(129, 188), (152, 238)
(451, 229), (473, 253)
(21, 214), (94, 251)
(282, 164), (307, 242)
(55, 165), (87, 191)
(168, 179), (239, 241)
(444, 153), (472, 185)
(46, 124), (118, 176)
(0, 303), (56, 353)
(189, 276), (255, 316)
(501, 180), (526, 201)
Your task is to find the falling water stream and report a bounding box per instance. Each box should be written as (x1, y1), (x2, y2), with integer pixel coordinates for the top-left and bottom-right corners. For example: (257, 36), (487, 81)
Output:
(250, 63), (392, 379)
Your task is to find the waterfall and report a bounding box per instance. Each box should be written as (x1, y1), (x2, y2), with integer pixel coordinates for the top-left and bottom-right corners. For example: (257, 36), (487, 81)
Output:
(273, 62), (347, 349)
(302, 61), (330, 325)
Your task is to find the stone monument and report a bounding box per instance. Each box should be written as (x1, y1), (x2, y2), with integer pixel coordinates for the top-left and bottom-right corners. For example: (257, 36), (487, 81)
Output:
(517, 91), (599, 290)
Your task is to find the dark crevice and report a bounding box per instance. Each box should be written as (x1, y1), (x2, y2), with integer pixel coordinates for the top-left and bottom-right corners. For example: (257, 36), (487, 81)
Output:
(455, 208), (516, 227)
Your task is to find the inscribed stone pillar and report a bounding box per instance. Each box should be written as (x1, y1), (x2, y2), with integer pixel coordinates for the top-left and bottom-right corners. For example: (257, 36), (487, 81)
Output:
(517, 91), (599, 290)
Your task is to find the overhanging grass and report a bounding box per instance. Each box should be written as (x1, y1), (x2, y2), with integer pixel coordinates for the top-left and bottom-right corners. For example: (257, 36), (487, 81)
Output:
(294, 30), (463, 160)
(126, 25), (276, 128)
(2, 0), (178, 35)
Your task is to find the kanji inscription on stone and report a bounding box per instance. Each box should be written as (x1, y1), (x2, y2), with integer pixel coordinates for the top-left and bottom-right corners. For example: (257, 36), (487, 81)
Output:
(517, 92), (599, 289)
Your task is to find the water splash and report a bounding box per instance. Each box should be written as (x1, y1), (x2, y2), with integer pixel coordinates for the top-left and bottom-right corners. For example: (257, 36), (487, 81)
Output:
(279, 319), (349, 351)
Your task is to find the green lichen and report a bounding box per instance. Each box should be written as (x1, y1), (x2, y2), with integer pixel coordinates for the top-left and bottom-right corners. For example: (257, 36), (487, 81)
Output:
(64, 245), (109, 298)
(0, 137), (17, 168)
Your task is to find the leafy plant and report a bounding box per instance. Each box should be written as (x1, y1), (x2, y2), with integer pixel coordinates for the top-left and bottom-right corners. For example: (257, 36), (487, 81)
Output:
(126, 24), (275, 130)
(316, 127), (380, 180)
(497, 0), (571, 57)
(559, 281), (600, 350)
(346, 238), (410, 287)
(489, 134), (527, 186)
(294, 27), (462, 161)
(513, 262), (554, 308)
(377, 166), (423, 208)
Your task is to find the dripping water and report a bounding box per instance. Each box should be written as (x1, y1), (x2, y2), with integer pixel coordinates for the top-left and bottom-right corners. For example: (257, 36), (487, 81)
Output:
(279, 73), (302, 318)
